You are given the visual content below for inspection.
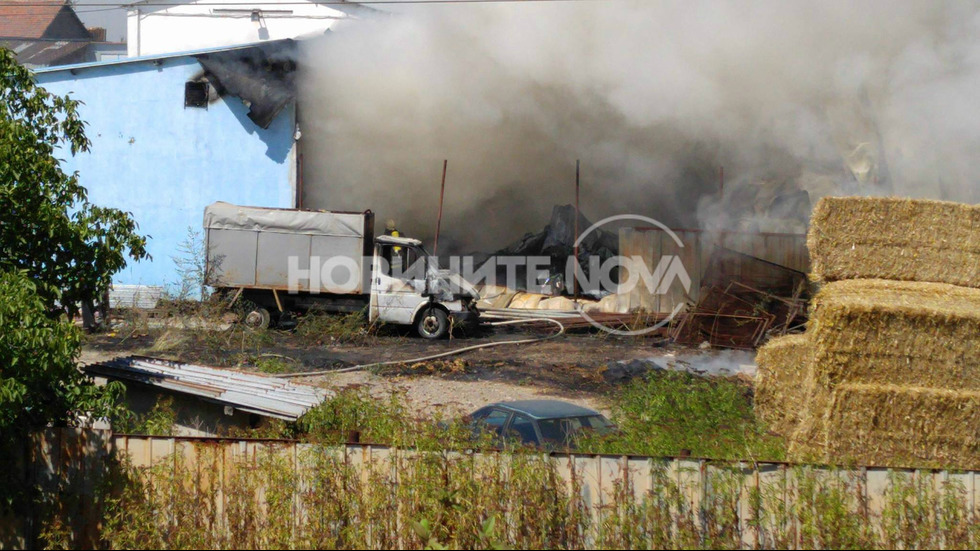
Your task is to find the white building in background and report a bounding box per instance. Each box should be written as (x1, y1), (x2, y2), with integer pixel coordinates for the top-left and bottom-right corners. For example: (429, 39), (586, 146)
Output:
(126, 0), (369, 57)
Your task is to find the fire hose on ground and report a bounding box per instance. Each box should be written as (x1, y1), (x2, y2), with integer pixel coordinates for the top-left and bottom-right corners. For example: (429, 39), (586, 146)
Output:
(277, 316), (566, 379)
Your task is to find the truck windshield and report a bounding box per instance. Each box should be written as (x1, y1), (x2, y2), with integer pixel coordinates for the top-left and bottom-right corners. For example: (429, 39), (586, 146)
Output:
(381, 244), (428, 279)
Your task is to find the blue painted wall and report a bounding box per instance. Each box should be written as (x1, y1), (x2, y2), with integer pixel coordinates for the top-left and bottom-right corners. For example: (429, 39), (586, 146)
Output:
(36, 56), (295, 287)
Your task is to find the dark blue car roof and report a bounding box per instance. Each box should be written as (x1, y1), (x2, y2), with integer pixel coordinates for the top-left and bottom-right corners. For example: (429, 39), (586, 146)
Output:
(491, 400), (601, 420)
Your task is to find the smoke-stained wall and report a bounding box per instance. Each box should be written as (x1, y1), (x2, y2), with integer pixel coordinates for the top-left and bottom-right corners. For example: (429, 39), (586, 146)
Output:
(298, 0), (980, 252)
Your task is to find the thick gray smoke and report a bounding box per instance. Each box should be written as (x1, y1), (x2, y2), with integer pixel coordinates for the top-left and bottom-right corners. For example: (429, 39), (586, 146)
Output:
(298, 0), (980, 251)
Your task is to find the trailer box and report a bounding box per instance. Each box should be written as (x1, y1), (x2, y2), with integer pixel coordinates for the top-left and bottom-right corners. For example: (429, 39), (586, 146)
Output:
(204, 202), (374, 294)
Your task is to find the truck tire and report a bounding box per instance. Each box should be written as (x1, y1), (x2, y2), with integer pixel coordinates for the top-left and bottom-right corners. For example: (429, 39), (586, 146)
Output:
(416, 307), (449, 340)
(244, 307), (272, 330)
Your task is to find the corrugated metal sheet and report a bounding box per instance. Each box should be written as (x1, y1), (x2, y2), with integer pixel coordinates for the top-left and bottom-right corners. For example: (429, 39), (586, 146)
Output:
(108, 284), (164, 309)
(83, 357), (329, 421)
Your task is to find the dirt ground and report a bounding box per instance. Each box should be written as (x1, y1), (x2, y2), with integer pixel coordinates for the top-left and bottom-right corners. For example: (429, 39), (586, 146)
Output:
(81, 323), (735, 417)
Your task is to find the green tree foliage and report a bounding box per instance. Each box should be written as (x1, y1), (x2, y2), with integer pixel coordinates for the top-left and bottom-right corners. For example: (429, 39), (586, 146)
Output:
(0, 272), (126, 510)
(0, 47), (149, 317)
(0, 273), (123, 434)
(1, 49), (138, 511)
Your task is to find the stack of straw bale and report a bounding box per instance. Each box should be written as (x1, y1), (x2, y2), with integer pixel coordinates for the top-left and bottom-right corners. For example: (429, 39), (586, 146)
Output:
(755, 197), (980, 467)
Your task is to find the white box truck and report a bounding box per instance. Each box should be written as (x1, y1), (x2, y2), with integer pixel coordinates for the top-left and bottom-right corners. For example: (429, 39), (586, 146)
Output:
(204, 202), (480, 339)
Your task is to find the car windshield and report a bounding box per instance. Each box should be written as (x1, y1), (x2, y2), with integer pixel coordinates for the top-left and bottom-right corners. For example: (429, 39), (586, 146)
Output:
(537, 415), (615, 446)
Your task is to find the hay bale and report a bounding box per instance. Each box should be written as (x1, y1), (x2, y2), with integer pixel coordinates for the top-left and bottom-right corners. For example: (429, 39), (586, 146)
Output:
(798, 383), (980, 468)
(508, 292), (546, 310)
(807, 279), (980, 389)
(783, 348), (837, 463)
(754, 334), (811, 436)
(808, 197), (980, 288)
(474, 284), (519, 309)
(598, 293), (630, 314)
(787, 279), (980, 463)
(490, 291), (519, 309)
(787, 196), (980, 466)
(539, 296), (580, 311)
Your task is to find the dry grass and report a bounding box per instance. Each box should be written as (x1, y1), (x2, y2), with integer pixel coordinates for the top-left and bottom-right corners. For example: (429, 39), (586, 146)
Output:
(808, 196), (980, 288)
(294, 310), (374, 345)
(379, 358), (470, 377)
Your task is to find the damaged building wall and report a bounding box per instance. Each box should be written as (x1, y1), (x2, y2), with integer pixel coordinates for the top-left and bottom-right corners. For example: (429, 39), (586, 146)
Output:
(34, 47), (297, 287)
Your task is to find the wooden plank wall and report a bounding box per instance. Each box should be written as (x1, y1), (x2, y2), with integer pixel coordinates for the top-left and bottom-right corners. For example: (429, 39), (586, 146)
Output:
(619, 228), (809, 312)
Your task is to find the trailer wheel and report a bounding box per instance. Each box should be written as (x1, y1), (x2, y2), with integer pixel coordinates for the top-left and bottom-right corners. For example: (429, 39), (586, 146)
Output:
(416, 307), (449, 340)
(244, 307), (272, 330)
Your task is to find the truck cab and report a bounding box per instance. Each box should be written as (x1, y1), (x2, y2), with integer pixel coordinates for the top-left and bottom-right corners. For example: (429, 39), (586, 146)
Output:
(371, 234), (480, 339)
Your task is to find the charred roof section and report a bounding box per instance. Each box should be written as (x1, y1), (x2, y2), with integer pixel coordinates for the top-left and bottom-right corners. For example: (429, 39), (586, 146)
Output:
(195, 40), (298, 129)
(0, 39), (90, 68)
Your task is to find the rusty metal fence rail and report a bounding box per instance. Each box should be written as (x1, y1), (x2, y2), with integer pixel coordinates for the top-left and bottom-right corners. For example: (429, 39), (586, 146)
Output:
(6, 429), (980, 549)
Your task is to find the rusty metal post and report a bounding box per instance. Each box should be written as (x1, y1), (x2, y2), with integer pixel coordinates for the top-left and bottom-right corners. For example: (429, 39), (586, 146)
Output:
(297, 152), (304, 209)
(573, 160), (580, 300)
(434, 159), (448, 256)
(719, 165), (725, 200)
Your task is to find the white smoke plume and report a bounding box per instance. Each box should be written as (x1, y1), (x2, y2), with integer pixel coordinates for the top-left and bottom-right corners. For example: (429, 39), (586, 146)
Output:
(298, 0), (980, 251)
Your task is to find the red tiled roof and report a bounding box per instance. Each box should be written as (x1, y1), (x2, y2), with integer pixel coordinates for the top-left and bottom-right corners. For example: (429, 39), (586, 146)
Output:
(0, 1), (84, 40)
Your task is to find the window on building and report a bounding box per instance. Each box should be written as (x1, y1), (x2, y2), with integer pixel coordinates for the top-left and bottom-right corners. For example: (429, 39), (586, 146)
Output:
(184, 81), (209, 108)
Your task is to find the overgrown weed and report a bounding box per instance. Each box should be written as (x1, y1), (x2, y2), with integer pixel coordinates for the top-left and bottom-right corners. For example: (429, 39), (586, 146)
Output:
(294, 309), (375, 346)
(582, 370), (786, 461)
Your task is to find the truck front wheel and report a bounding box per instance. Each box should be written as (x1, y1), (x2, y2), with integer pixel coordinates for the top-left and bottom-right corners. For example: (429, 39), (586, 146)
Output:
(416, 307), (449, 340)
(244, 307), (272, 330)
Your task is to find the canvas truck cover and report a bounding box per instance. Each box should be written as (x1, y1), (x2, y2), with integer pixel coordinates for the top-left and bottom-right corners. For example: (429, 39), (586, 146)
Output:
(204, 202), (374, 294)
